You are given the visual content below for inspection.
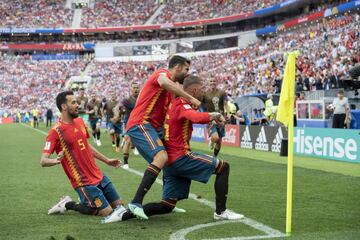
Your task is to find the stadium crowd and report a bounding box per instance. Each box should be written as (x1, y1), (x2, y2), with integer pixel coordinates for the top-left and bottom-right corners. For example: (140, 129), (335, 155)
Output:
(86, 12), (359, 103)
(81, 0), (159, 28)
(80, 0), (284, 28)
(1, 12), (359, 119)
(0, 0), (72, 28)
(155, 0), (282, 24)
(0, 58), (88, 118)
(193, 13), (359, 97)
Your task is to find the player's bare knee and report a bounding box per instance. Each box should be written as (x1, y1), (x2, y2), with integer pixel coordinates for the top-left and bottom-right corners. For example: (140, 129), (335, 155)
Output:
(109, 129), (115, 135)
(211, 135), (220, 144)
(153, 150), (168, 169)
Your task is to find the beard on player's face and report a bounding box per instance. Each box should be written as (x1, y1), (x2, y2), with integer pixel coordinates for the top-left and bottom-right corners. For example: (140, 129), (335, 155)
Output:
(66, 105), (79, 119)
(69, 111), (79, 118)
(174, 65), (189, 84)
(175, 72), (187, 84)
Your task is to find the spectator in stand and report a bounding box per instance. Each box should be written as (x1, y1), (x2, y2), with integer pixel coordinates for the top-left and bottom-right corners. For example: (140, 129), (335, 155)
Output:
(251, 109), (262, 125)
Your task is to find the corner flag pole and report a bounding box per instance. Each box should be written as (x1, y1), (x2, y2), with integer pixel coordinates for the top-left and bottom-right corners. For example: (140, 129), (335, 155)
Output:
(286, 91), (295, 235)
(276, 51), (299, 235)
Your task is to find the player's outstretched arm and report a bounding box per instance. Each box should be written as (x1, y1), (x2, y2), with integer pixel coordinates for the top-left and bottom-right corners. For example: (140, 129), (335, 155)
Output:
(90, 145), (121, 168)
(40, 151), (63, 167)
(158, 75), (201, 108)
(209, 112), (226, 125)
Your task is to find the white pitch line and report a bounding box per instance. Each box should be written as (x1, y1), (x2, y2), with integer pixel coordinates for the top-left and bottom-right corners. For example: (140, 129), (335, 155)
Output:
(169, 220), (285, 240)
(22, 123), (286, 240)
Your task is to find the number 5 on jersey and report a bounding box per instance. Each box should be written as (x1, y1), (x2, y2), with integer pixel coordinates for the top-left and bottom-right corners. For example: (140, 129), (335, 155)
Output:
(78, 139), (86, 150)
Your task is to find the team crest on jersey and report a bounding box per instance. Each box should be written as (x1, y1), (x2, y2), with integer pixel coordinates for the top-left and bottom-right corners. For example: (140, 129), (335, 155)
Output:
(157, 138), (163, 146)
(74, 128), (79, 133)
(94, 198), (103, 208)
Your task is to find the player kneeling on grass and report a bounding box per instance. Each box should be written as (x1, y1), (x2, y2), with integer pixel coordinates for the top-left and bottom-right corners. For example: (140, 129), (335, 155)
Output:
(107, 76), (243, 223)
(40, 91), (127, 223)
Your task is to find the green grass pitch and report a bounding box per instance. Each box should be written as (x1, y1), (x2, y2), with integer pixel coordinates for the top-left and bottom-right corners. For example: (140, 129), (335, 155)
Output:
(1, 123), (360, 240)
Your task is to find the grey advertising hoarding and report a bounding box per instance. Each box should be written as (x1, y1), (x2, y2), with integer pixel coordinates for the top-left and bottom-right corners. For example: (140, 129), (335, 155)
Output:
(240, 126), (287, 153)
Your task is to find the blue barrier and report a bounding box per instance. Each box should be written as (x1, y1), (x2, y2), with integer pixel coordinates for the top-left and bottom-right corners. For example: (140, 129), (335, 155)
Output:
(191, 124), (206, 142)
(32, 54), (78, 61)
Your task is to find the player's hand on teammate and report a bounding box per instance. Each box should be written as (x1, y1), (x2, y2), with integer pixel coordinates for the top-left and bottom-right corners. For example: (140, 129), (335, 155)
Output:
(56, 151), (64, 164)
(107, 158), (121, 168)
(209, 112), (225, 126)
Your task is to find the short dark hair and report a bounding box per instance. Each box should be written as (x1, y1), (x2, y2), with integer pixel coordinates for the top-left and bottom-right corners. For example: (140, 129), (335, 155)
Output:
(338, 90), (344, 95)
(168, 55), (190, 69)
(56, 90), (74, 112)
(183, 75), (202, 89)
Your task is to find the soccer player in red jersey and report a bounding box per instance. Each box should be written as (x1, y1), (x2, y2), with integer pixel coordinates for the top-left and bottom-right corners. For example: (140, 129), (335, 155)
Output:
(118, 76), (243, 222)
(126, 56), (201, 219)
(41, 91), (127, 223)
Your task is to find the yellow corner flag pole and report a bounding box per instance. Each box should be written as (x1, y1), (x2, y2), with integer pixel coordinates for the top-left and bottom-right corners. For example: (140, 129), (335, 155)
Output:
(276, 51), (299, 235)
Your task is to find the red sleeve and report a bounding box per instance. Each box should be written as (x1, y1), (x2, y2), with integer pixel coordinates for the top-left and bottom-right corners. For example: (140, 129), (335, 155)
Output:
(178, 103), (210, 124)
(154, 69), (172, 87)
(42, 129), (60, 154)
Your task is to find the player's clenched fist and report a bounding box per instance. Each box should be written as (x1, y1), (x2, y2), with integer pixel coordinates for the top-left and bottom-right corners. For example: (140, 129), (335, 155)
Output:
(107, 159), (121, 168)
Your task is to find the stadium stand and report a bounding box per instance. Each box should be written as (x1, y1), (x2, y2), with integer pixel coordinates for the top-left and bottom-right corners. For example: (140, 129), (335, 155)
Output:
(0, 59), (88, 115)
(0, 6), (358, 117)
(87, 13), (359, 100)
(154, 0), (283, 23)
(81, 0), (159, 28)
(0, 0), (73, 28)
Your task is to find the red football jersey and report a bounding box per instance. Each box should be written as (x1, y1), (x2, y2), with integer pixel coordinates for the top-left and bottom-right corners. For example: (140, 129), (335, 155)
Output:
(126, 69), (173, 131)
(43, 117), (103, 189)
(164, 97), (210, 165)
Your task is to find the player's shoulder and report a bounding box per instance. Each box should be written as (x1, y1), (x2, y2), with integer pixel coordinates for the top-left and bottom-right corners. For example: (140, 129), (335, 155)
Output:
(155, 68), (171, 78)
(176, 97), (193, 110)
(49, 122), (62, 135)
